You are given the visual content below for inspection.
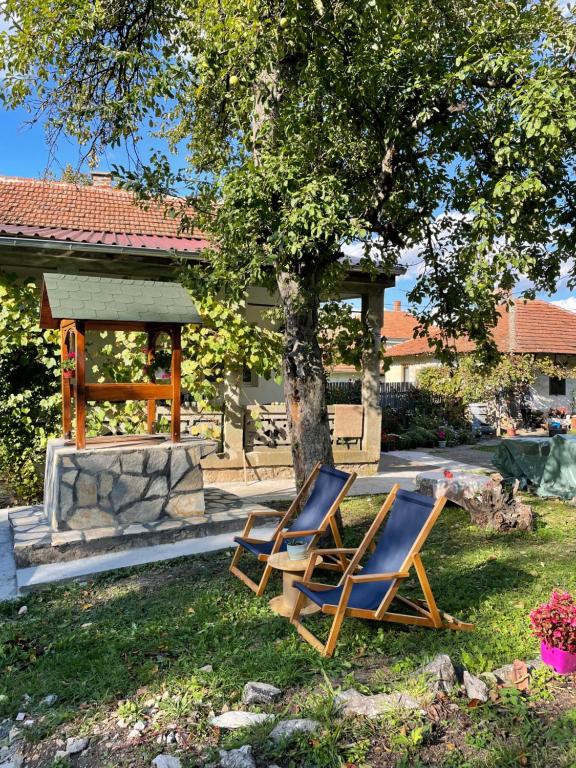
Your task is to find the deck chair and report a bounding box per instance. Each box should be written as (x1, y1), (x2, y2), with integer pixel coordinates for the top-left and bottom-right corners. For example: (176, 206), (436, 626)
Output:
(291, 484), (474, 657)
(230, 463), (356, 596)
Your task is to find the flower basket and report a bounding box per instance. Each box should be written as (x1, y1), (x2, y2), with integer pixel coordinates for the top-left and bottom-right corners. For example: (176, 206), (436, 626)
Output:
(154, 368), (171, 381)
(530, 591), (576, 675)
(540, 642), (576, 675)
(62, 370), (74, 380)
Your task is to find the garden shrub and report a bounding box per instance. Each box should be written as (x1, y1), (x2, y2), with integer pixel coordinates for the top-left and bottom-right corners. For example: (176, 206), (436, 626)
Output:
(0, 279), (60, 502)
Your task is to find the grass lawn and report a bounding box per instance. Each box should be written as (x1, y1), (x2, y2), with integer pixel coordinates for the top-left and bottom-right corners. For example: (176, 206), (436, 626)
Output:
(1, 494), (575, 767)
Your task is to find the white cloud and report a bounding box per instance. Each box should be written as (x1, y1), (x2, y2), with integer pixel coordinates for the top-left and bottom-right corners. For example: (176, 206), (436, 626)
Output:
(551, 297), (576, 313)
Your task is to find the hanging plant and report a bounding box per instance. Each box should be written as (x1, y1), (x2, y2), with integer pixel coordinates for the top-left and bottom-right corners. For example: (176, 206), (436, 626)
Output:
(61, 352), (76, 379)
(144, 349), (172, 381)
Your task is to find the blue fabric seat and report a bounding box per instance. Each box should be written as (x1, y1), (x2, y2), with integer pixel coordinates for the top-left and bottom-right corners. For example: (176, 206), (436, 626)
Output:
(291, 485), (474, 656)
(295, 489), (435, 610)
(234, 465), (352, 555)
(230, 463), (356, 595)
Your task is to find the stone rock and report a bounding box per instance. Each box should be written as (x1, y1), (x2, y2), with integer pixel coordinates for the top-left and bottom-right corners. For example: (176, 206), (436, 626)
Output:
(166, 492), (206, 517)
(40, 695), (58, 707)
(417, 654), (457, 694)
(98, 472), (115, 498)
(17, 606), (27, 617)
(67, 508), (116, 530)
(147, 476), (169, 499)
(84, 527), (119, 542)
(76, 474), (98, 508)
(59, 484), (74, 515)
(61, 470), (78, 487)
(133, 720), (147, 732)
(54, 751), (69, 762)
(111, 476), (149, 512)
(151, 755), (182, 768)
(199, 664), (213, 673)
(210, 711), (271, 729)
(268, 719), (320, 743)
(463, 671), (489, 703)
(65, 736), (89, 755)
(492, 663), (515, 684)
(173, 466), (203, 493)
(121, 452), (145, 475)
(147, 451), (169, 474)
(242, 682), (282, 706)
(170, 450), (190, 488)
(218, 745), (256, 768)
(335, 689), (422, 718)
(75, 454), (119, 473)
(8, 727), (21, 744)
(119, 498), (164, 525)
(0, 720), (11, 740)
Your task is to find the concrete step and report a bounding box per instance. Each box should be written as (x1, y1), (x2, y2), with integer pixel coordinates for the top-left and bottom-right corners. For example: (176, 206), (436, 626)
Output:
(17, 525), (275, 593)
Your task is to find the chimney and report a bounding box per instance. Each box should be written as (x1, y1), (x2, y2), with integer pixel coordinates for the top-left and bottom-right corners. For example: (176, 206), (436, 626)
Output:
(91, 171), (113, 188)
(393, 300), (401, 312)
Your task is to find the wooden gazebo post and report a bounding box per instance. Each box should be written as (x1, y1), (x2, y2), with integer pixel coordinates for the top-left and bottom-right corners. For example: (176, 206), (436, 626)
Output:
(146, 328), (157, 435)
(75, 320), (87, 450)
(171, 325), (182, 443)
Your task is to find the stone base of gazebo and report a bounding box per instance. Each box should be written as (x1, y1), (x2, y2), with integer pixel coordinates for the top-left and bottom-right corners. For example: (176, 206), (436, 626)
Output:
(8, 434), (278, 568)
(44, 435), (218, 531)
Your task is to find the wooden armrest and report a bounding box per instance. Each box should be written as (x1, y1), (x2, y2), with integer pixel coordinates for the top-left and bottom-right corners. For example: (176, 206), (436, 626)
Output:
(280, 528), (323, 539)
(348, 571), (410, 584)
(306, 548), (357, 556)
(296, 580), (334, 591)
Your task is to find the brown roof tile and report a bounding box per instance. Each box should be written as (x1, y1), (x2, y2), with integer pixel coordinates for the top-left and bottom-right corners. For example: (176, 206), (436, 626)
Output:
(0, 175), (207, 241)
(385, 300), (576, 358)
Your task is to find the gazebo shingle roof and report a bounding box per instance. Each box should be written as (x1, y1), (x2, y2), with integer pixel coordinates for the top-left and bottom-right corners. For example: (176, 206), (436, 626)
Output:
(40, 273), (201, 328)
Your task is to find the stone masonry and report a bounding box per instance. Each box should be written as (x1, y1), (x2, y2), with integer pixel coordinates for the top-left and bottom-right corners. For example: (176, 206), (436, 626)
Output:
(44, 437), (217, 531)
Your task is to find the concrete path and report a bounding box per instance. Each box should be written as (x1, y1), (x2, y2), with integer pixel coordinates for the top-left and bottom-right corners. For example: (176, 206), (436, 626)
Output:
(1, 446), (491, 599)
(206, 448), (489, 504)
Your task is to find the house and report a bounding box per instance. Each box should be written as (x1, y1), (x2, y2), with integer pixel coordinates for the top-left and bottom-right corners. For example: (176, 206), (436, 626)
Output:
(0, 172), (403, 479)
(384, 299), (576, 412)
(329, 300), (417, 382)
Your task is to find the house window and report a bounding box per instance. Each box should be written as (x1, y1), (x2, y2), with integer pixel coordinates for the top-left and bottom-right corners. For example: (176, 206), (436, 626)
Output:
(549, 376), (566, 396)
(242, 364), (258, 387)
(401, 365), (410, 384)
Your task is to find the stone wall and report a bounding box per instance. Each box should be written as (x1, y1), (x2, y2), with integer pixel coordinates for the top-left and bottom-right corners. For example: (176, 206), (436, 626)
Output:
(45, 438), (217, 531)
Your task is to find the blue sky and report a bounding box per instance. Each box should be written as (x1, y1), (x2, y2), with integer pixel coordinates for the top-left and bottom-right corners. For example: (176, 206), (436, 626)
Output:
(1, 103), (575, 314)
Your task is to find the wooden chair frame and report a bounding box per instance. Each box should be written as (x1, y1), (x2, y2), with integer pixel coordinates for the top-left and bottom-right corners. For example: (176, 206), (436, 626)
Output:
(229, 463), (357, 597)
(290, 484), (474, 657)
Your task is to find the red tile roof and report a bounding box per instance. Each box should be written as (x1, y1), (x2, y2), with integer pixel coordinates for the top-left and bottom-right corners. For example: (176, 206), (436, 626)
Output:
(382, 306), (418, 341)
(385, 300), (576, 358)
(332, 305), (419, 372)
(0, 175), (209, 251)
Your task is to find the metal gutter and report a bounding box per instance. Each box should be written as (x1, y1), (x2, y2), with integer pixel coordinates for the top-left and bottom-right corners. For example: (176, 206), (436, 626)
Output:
(0, 236), (203, 261)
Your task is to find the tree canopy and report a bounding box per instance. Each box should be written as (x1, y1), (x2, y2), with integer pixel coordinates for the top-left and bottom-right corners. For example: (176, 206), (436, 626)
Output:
(2, 0), (575, 480)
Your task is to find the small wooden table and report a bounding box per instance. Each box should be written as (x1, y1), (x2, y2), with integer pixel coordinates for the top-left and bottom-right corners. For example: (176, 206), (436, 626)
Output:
(267, 551), (323, 618)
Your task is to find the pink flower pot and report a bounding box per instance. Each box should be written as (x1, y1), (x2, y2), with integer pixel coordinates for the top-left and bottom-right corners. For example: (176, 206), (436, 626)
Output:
(541, 642), (576, 674)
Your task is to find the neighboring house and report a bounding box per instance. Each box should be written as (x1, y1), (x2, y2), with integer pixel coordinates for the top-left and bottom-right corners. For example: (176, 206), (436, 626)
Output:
(385, 299), (576, 412)
(329, 300), (418, 382)
(0, 173), (403, 478)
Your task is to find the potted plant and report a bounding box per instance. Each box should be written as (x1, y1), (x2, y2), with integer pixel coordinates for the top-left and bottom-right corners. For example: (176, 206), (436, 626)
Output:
(438, 429), (447, 449)
(529, 590), (576, 674)
(286, 539), (309, 561)
(145, 349), (172, 381)
(61, 352), (76, 379)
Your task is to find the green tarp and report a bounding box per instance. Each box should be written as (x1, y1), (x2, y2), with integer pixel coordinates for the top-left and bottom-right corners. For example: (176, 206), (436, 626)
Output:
(493, 435), (576, 499)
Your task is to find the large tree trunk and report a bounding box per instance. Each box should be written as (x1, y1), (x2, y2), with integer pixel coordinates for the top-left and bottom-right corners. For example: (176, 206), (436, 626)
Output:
(277, 270), (334, 490)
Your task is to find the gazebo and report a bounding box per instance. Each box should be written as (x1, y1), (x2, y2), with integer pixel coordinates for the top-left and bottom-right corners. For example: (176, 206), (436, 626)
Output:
(40, 273), (202, 449)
